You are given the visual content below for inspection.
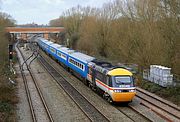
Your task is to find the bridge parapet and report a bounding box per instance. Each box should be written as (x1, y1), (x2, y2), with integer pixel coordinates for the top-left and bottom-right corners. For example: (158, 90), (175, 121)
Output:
(6, 27), (64, 40)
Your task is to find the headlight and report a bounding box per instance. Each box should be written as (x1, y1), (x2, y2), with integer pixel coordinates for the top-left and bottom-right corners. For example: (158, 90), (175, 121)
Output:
(129, 89), (135, 92)
(113, 89), (122, 92)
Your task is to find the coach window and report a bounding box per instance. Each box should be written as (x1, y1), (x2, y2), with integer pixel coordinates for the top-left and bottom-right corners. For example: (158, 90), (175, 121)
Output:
(80, 64), (82, 69)
(71, 59), (73, 63)
(58, 52), (61, 57)
(81, 64), (83, 70)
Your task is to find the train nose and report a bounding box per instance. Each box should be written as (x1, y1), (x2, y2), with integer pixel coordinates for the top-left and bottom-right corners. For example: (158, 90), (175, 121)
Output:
(112, 92), (136, 102)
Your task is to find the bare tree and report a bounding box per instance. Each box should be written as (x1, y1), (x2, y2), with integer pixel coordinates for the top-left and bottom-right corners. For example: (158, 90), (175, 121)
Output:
(49, 0), (180, 74)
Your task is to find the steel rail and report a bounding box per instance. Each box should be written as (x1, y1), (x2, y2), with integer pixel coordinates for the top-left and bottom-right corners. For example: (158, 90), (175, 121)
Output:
(15, 42), (37, 122)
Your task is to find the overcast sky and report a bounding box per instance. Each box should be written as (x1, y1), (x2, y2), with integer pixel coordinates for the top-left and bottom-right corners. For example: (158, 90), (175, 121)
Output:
(1, 0), (109, 25)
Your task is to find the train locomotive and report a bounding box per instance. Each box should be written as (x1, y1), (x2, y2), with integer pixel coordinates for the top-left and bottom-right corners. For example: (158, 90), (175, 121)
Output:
(37, 37), (136, 103)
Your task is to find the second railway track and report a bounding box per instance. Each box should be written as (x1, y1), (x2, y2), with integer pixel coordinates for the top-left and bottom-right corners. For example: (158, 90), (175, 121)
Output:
(16, 42), (54, 122)
(136, 88), (180, 121)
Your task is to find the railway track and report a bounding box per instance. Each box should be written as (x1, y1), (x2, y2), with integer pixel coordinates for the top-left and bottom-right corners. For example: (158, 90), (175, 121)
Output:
(116, 105), (152, 122)
(38, 54), (110, 122)
(136, 87), (180, 121)
(15, 42), (54, 122)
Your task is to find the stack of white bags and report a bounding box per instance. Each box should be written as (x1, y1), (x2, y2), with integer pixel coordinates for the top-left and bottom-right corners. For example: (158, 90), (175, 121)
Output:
(149, 65), (173, 87)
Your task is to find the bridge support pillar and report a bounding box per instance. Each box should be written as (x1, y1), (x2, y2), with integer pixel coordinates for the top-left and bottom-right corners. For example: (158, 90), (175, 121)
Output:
(44, 33), (49, 40)
(21, 33), (27, 41)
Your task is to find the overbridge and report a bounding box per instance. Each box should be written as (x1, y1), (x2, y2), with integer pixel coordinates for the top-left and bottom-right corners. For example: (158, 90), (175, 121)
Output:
(6, 27), (64, 40)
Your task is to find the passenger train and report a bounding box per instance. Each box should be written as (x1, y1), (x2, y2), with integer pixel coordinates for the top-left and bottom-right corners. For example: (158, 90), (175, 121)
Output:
(37, 37), (136, 103)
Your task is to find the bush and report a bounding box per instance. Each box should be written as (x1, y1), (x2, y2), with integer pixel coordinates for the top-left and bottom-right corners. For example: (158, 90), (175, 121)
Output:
(0, 101), (12, 113)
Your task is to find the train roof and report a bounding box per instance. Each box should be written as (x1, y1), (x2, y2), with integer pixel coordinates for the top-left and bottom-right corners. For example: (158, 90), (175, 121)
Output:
(91, 59), (113, 68)
(70, 52), (95, 63)
(50, 43), (63, 49)
(57, 47), (75, 54)
(87, 59), (113, 74)
(44, 41), (54, 45)
(89, 59), (132, 75)
(37, 37), (48, 42)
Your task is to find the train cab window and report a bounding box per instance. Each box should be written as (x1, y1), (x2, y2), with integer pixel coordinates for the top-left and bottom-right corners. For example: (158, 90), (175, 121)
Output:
(115, 76), (131, 84)
(112, 76), (134, 88)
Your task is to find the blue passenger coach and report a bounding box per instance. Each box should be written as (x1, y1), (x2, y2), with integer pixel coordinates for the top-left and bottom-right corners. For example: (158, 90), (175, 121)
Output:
(44, 41), (54, 53)
(68, 52), (95, 78)
(37, 38), (49, 51)
(56, 47), (75, 66)
(49, 44), (63, 58)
